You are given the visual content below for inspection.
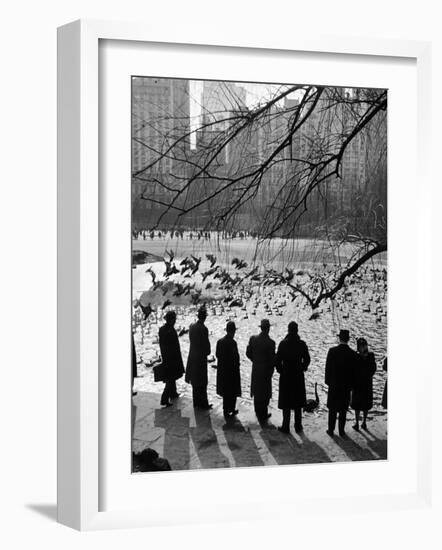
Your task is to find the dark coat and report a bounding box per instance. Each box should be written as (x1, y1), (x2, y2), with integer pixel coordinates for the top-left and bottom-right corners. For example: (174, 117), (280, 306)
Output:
(325, 343), (357, 410)
(246, 333), (276, 402)
(381, 357), (387, 408)
(351, 352), (376, 411)
(132, 334), (137, 383)
(185, 321), (211, 386)
(158, 323), (185, 382)
(216, 335), (241, 398)
(276, 334), (311, 409)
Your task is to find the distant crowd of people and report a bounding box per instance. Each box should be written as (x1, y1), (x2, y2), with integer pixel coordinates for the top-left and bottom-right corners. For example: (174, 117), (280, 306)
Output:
(133, 306), (387, 438)
(132, 228), (257, 241)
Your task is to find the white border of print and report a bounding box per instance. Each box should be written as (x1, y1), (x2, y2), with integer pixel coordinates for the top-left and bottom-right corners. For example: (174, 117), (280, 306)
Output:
(57, 19), (432, 531)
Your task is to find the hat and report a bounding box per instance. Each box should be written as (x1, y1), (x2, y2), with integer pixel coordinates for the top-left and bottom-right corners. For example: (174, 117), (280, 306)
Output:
(226, 320), (236, 333)
(260, 319), (271, 329)
(338, 329), (350, 342)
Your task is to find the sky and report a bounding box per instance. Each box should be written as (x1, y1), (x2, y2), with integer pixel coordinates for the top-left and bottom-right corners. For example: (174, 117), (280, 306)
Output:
(189, 80), (294, 120)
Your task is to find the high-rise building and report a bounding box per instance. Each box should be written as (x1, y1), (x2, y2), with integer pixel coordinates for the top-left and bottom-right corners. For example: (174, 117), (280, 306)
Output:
(131, 77), (191, 220)
(298, 87), (373, 214)
(201, 81), (247, 130)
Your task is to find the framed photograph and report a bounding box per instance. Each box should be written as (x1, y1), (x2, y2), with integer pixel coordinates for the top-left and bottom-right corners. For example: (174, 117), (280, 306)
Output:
(57, 19), (432, 530)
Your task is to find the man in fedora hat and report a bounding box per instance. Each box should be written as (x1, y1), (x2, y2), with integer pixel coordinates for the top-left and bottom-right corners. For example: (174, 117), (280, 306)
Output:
(325, 329), (357, 437)
(275, 321), (311, 434)
(185, 305), (212, 410)
(246, 319), (276, 423)
(158, 309), (184, 407)
(216, 321), (241, 421)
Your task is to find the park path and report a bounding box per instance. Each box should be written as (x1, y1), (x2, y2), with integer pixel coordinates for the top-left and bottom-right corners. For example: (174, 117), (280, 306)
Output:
(132, 384), (387, 471)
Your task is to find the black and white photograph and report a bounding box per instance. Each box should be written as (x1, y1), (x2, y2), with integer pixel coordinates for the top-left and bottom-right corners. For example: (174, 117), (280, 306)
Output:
(130, 76), (388, 473)
(4, 0), (438, 542)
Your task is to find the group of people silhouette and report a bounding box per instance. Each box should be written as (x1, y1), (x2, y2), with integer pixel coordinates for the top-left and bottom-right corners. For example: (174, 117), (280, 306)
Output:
(144, 305), (383, 438)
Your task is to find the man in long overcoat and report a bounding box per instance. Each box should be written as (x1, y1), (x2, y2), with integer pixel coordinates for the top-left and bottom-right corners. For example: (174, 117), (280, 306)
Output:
(381, 357), (387, 409)
(216, 321), (241, 420)
(185, 306), (212, 409)
(246, 319), (276, 422)
(325, 329), (357, 437)
(132, 332), (137, 396)
(158, 310), (184, 407)
(275, 321), (311, 433)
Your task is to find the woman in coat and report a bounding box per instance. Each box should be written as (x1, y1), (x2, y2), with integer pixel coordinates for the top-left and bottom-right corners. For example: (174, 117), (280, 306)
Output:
(216, 321), (241, 420)
(351, 337), (376, 431)
(275, 321), (311, 433)
(158, 310), (185, 407)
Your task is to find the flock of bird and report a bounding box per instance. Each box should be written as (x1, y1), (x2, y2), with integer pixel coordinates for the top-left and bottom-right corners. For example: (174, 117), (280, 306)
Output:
(134, 249), (387, 324)
(133, 250), (387, 368)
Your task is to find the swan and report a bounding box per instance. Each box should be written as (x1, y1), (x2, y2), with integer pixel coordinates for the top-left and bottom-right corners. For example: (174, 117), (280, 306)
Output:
(304, 383), (319, 412)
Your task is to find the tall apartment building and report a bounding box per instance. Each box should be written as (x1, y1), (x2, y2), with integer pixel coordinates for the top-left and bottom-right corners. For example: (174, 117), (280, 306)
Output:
(194, 93), (303, 230)
(131, 77), (190, 220)
(201, 81), (247, 130)
(298, 88), (372, 215)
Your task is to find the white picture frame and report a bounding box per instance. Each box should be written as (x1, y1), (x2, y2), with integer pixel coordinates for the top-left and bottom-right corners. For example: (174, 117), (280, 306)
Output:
(57, 19), (433, 531)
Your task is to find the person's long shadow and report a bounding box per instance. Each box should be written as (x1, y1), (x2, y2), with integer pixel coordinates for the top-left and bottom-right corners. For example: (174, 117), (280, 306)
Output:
(297, 431), (333, 464)
(259, 424), (332, 465)
(358, 427), (388, 459)
(332, 433), (378, 461)
(154, 405), (190, 470)
(190, 409), (230, 469)
(222, 418), (265, 468)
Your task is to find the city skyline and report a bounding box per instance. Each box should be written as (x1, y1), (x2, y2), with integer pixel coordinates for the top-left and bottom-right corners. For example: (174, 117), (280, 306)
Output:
(131, 76), (387, 240)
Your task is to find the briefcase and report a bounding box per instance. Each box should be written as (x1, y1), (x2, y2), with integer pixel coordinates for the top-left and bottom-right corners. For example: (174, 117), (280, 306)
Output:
(153, 363), (166, 382)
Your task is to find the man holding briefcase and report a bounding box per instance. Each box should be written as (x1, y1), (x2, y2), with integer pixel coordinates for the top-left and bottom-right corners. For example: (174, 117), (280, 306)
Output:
(158, 310), (184, 407)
